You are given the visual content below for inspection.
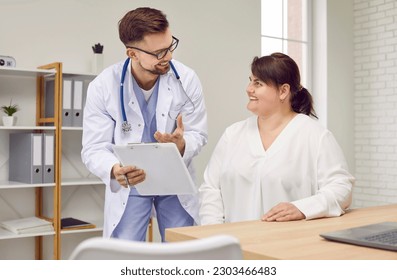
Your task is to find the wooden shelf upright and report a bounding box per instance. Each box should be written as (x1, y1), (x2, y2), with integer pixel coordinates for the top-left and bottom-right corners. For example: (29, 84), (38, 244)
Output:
(36, 62), (62, 259)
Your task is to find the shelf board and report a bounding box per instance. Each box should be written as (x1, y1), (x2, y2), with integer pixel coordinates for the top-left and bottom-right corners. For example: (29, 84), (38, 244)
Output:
(0, 126), (56, 130)
(61, 178), (103, 186)
(0, 227), (55, 240)
(0, 181), (55, 189)
(63, 71), (97, 79)
(62, 126), (83, 131)
(61, 227), (103, 234)
(0, 66), (55, 77)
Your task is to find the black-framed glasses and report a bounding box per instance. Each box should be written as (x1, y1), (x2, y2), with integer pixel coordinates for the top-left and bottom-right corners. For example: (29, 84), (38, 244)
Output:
(126, 36), (179, 60)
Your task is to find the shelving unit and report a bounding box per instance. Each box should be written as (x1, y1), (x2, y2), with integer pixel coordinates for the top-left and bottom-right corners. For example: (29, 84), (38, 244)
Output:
(0, 64), (104, 260)
(1, 63), (156, 259)
(0, 65), (57, 259)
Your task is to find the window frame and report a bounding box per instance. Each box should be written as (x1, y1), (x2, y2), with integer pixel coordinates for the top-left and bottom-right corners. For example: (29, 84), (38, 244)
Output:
(261, 0), (312, 91)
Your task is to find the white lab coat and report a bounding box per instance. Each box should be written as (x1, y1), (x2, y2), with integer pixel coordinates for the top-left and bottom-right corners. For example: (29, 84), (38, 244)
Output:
(199, 114), (354, 225)
(82, 59), (208, 238)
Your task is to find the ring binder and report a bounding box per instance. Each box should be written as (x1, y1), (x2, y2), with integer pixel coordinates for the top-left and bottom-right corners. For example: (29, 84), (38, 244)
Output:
(62, 79), (73, 127)
(43, 132), (54, 183)
(72, 80), (84, 127)
(9, 132), (43, 184)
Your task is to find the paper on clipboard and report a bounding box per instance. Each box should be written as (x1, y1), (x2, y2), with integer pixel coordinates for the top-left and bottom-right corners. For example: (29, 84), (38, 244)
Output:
(113, 143), (197, 195)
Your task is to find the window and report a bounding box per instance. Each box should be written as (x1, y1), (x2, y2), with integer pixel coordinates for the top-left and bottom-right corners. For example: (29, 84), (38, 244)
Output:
(261, 0), (311, 87)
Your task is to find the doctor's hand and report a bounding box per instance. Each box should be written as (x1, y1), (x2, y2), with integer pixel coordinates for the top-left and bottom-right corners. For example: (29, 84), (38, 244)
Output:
(154, 114), (186, 155)
(261, 202), (305, 222)
(111, 163), (146, 188)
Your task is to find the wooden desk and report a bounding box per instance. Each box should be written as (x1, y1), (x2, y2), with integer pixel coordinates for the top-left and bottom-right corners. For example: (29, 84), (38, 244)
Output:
(166, 204), (397, 259)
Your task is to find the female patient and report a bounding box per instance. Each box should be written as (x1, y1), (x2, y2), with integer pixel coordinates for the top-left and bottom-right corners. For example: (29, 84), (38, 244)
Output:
(199, 52), (354, 225)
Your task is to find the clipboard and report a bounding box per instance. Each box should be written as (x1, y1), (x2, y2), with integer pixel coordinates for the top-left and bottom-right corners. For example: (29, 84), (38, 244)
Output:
(113, 143), (197, 195)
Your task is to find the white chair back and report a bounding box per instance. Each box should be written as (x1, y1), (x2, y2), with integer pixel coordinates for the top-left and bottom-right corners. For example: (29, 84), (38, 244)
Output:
(69, 235), (243, 260)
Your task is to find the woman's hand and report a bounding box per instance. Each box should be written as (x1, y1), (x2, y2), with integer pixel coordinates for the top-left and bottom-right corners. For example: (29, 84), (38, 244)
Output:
(262, 202), (305, 222)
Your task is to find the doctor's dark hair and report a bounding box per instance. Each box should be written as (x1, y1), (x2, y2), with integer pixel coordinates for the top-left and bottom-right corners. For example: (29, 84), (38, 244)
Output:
(251, 53), (317, 118)
(118, 7), (169, 46)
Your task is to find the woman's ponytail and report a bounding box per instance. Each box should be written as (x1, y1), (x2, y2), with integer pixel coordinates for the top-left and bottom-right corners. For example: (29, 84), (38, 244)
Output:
(290, 87), (317, 118)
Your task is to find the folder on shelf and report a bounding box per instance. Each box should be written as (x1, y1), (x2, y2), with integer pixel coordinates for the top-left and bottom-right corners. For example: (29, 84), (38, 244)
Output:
(62, 79), (73, 126)
(42, 132), (55, 183)
(61, 217), (95, 230)
(72, 79), (84, 127)
(0, 216), (53, 234)
(9, 132), (43, 184)
(43, 76), (55, 121)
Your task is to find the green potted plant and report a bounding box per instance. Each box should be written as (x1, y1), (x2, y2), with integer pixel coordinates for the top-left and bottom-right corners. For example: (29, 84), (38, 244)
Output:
(1, 100), (19, 126)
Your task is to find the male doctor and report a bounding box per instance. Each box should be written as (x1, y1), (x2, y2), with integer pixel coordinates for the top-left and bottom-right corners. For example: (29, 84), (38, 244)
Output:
(81, 7), (208, 242)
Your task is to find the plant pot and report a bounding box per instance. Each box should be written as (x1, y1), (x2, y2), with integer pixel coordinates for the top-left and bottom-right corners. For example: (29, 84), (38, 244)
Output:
(2, 116), (16, 126)
(92, 53), (104, 74)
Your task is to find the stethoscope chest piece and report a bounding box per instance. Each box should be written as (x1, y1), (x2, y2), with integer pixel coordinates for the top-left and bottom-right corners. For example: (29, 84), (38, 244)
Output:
(122, 121), (132, 133)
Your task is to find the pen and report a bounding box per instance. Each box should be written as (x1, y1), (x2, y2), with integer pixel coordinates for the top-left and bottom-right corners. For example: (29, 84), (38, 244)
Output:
(124, 174), (130, 190)
(119, 162), (130, 190)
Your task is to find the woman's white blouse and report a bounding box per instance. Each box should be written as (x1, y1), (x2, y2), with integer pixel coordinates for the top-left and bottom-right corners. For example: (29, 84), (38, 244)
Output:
(199, 114), (354, 225)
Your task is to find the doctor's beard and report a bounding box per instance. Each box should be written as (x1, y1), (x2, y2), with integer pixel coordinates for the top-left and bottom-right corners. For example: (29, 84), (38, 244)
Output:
(139, 61), (170, 76)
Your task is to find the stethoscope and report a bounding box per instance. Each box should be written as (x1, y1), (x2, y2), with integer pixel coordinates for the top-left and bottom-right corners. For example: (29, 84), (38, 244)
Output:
(119, 57), (191, 133)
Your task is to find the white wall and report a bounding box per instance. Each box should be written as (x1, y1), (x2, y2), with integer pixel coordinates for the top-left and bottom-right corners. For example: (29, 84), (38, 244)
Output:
(0, 0), (260, 184)
(312, 0), (355, 192)
(327, 0), (355, 176)
(313, 0), (355, 176)
(319, 0), (397, 208)
(312, 0), (328, 127)
(353, 0), (397, 207)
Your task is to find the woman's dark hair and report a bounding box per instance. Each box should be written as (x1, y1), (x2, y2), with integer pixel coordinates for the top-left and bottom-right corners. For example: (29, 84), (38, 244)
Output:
(118, 7), (169, 46)
(251, 52), (317, 118)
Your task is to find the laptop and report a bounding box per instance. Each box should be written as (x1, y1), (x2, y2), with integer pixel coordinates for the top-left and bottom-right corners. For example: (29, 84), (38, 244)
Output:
(320, 222), (397, 251)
